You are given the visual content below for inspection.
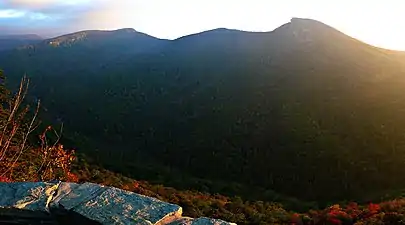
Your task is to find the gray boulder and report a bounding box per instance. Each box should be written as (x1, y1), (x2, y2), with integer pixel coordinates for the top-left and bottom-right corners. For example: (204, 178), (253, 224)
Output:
(0, 182), (236, 225)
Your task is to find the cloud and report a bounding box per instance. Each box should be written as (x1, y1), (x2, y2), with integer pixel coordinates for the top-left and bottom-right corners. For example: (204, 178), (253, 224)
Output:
(3, 0), (57, 9)
(0, 0), (102, 36)
(0, 9), (26, 18)
(0, 9), (53, 21)
(2, 0), (92, 9)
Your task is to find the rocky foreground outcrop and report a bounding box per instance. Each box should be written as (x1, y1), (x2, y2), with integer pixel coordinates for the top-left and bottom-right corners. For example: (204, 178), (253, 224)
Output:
(0, 182), (236, 225)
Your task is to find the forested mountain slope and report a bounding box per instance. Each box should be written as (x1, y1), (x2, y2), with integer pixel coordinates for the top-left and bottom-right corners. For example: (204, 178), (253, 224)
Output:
(1, 18), (405, 206)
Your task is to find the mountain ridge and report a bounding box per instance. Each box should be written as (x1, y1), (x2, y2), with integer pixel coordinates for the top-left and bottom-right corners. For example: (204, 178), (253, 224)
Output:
(11, 17), (403, 53)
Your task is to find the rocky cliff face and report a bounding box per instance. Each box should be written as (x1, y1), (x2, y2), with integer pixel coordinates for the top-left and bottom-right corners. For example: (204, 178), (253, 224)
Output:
(0, 182), (235, 225)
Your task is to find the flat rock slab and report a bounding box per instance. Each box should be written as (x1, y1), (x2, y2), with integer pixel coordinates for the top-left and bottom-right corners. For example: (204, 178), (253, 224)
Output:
(52, 182), (182, 225)
(0, 182), (236, 225)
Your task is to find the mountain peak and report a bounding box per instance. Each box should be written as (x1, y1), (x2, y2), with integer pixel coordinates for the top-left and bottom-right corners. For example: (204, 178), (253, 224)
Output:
(288, 17), (335, 31)
(290, 17), (322, 24)
(114, 28), (137, 33)
(266, 17), (346, 46)
(43, 28), (158, 47)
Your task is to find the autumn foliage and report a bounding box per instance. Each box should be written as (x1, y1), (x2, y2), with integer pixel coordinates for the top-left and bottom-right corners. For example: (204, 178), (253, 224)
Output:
(288, 201), (405, 225)
(0, 72), (77, 182)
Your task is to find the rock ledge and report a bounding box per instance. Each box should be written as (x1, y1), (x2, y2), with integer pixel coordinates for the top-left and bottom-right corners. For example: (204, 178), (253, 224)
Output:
(0, 182), (236, 225)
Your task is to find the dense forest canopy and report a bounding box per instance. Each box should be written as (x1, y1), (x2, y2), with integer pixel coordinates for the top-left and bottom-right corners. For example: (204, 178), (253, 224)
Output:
(2, 18), (405, 210)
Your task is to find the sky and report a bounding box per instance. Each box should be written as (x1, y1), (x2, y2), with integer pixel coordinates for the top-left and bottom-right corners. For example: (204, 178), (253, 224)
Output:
(0, 0), (405, 50)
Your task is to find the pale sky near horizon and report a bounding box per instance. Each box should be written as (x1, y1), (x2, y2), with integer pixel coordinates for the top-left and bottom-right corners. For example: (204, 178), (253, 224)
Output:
(0, 0), (405, 50)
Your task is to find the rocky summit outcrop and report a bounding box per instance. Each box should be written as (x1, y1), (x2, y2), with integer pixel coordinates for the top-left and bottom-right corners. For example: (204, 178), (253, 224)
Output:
(0, 182), (235, 225)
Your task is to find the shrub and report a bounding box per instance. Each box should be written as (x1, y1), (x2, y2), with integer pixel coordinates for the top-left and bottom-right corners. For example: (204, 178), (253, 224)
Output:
(0, 72), (77, 182)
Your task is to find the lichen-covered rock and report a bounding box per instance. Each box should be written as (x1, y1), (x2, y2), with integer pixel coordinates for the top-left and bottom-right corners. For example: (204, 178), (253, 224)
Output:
(51, 182), (182, 225)
(0, 182), (54, 212)
(0, 182), (236, 225)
